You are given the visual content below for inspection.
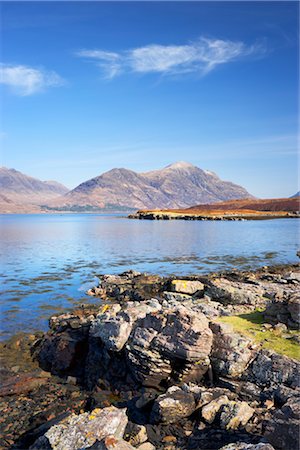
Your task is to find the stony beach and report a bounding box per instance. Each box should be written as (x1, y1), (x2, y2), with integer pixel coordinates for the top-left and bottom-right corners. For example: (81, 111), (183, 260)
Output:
(1, 263), (299, 450)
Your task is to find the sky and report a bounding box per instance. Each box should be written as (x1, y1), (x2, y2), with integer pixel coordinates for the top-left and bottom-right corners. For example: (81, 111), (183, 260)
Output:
(0, 1), (299, 198)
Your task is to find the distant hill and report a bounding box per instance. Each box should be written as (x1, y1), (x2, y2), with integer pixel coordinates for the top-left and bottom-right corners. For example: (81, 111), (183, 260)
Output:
(45, 161), (253, 211)
(185, 197), (300, 213)
(0, 167), (68, 212)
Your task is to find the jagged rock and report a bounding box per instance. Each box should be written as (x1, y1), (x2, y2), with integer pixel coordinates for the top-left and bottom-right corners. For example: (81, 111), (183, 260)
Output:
(201, 395), (230, 424)
(245, 349), (300, 389)
(220, 401), (255, 430)
(287, 293), (300, 326)
(265, 398), (300, 450)
(127, 306), (212, 387)
(218, 378), (262, 402)
(220, 443), (275, 450)
(170, 279), (204, 295)
(150, 386), (196, 423)
(90, 312), (133, 352)
(30, 406), (128, 450)
(206, 278), (265, 306)
(210, 322), (258, 378)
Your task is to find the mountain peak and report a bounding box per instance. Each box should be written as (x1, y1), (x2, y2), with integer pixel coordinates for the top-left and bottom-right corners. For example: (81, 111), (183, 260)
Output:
(165, 161), (195, 170)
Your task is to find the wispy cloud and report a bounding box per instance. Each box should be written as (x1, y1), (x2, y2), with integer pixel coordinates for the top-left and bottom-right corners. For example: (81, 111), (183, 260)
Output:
(0, 64), (65, 96)
(76, 37), (265, 79)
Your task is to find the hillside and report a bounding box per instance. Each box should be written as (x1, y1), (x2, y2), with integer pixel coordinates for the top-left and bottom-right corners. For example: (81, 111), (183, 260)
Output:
(186, 197), (300, 213)
(45, 161), (253, 211)
(0, 167), (69, 212)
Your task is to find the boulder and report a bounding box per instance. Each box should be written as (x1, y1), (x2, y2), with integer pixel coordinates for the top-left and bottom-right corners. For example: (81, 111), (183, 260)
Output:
(150, 386), (196, 423)
(265, 398), (300, 450)
(170, 280), (204, 295)
(220, 401), (254, 430)
(201, 395), (230, 424)
(30, 406), (128, 450)
(210, 322), (258, 378)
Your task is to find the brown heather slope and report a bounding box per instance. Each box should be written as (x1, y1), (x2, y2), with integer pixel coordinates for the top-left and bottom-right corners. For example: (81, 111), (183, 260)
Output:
(185, 197), (300, 213)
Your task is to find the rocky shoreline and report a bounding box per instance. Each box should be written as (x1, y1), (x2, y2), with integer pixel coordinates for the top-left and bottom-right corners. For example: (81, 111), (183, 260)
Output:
(128, 212), (299, 221)
(1, 264), (299, 450)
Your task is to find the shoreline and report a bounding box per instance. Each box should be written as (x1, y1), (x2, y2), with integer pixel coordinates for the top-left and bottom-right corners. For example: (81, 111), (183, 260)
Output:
(0, 262), (299, 449)
(128, 211), (300, 221)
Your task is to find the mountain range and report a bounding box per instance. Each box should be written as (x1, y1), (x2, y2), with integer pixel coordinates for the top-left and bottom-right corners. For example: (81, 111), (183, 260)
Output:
(0, 162), (298, 214)
(0, 162), (254, 213)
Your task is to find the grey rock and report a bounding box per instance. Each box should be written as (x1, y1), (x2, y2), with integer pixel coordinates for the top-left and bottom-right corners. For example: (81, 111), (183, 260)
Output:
(201, 395), (230, 424)
(150, 386), (196, 423)
(127, 306), (213, 387)
(210, 322), (258, 378)
(206, 278), (265, 306)
(31, 407), (128, 450)
(220, 401), (254, 430)
(90, 312), (132, 352)
(245, 349), (300, 389)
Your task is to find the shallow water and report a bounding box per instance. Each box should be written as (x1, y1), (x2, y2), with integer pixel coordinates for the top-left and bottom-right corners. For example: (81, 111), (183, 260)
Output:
(0, 214), (299, 339)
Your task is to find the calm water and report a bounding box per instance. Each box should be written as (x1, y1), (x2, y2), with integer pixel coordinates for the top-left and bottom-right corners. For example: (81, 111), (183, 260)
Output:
(0, 214), (299, 339)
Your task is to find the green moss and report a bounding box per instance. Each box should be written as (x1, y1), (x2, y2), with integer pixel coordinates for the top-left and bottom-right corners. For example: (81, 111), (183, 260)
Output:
(218, 311), (300, 360)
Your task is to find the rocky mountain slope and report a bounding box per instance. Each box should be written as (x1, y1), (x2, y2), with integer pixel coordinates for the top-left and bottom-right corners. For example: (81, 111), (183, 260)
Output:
(0, 167), (68, 212)
(46, 161), (253, 211)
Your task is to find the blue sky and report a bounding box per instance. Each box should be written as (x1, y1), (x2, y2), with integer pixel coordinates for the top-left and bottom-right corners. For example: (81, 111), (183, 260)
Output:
(1, 1), (298, 198)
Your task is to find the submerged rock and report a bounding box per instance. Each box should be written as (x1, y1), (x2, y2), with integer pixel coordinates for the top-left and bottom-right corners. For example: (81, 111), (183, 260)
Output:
(30, 406), (128, 450)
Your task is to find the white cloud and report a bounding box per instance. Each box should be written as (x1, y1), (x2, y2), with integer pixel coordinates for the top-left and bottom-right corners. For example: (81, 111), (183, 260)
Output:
(76, 37), (264, 79)
(0, 64), (64, 96)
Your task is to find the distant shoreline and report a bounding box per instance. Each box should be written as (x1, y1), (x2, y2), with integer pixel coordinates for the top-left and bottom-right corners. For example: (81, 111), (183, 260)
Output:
(129, 210), (300, 221)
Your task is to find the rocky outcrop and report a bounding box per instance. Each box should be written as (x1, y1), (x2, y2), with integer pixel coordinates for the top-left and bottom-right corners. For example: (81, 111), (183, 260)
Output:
(244, 349), (300, 389)
(30, 406), (128, 450)
(126, 306), (213, 387)
(210, 322), (258, 378)
(206, 278), (265, 306)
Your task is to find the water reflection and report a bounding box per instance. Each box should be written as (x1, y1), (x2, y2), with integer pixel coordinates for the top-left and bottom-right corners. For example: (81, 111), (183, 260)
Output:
(0, 214), (298, 339)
